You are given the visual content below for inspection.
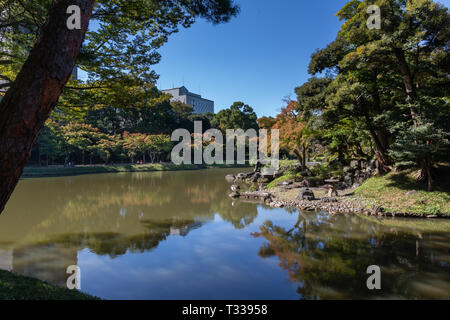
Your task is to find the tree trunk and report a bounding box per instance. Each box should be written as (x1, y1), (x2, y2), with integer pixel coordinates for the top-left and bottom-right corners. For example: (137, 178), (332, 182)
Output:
(293, 146), (304, 171)
(364, 114), (391, 174)
(301, 143), (307, 170)
(426, 162), (433, 192)
(0, 0), (95, 214)
(337, 142), (345, 166)
(393, 47), (418, 123)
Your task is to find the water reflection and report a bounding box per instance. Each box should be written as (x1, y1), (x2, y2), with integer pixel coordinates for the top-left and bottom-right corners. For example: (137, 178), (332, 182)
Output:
(252, 212), (450, 299)
(0, 169), (449, 299)
(0, 169), (260, 289)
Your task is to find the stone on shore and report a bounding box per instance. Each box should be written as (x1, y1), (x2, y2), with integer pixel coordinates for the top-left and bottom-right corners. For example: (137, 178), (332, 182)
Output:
(296, 187), (315, 201)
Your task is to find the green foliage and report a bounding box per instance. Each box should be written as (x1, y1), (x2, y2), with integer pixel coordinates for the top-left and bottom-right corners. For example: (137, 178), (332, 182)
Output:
(33, 120), (173, 165)
(211, 101), (258, 132)
(354, 169), (450, 216)
(0, 0), (239, 115)
(0, 270), (98, 300)
(290, 0), (449, 187)
(390, 117), (450, 168)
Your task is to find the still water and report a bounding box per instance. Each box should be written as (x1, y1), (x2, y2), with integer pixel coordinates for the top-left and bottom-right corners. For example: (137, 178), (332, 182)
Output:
(0, 168), (449, 299)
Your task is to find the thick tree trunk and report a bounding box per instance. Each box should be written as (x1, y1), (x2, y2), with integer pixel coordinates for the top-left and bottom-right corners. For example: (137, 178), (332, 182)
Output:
(0, 0), (95, 214)
(292, 146), (304, 171)
(393, 47), (418, 123)
(363, 113), (391, 174)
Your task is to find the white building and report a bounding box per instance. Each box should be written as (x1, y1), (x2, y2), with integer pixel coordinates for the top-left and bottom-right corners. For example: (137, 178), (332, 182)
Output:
(162, 86), (214, 115)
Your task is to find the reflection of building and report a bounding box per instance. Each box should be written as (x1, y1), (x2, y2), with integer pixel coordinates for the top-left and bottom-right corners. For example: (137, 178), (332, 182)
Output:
(170, 221), (203, 237)
(162, 86), (214, 115)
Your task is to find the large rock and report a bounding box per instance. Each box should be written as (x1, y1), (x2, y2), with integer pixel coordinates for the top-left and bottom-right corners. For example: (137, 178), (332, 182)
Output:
(249, 172), (260, 183)
(344, 173), (353, 186)
(296, 187), (315, 201)
(350, 160), (360, 169)
(343, 166), (353, 174)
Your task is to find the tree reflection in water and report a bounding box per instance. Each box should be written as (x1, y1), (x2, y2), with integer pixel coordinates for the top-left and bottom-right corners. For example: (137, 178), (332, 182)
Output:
(252, 211), (450, 299)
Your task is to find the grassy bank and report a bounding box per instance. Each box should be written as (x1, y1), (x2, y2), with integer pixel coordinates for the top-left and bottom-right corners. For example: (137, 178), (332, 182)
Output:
(22, 163), (251, 178)
(353, 169), (450, 216)
(265, 161), (449, 217)
(0, 270), (98, 300)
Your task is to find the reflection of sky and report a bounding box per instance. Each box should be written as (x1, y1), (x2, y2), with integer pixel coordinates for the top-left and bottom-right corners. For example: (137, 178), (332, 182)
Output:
(78, 207), (299, 300)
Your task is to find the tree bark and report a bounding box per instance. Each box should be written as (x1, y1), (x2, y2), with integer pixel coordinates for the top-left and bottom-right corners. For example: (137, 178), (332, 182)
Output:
(0, 0), (95, 214)
(363, 112), (391, 174)
(292, 146), (304, 171)
(393, 47), (418, 123)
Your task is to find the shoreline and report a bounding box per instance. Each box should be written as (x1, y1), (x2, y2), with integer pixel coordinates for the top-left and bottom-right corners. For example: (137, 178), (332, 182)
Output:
(264, 187), (450, 219)
(228, 163), (449, 219)
(21, 163), (251, 179)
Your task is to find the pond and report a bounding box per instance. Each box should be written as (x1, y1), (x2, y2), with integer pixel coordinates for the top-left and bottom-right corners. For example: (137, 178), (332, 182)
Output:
(0, 168), (449, 299)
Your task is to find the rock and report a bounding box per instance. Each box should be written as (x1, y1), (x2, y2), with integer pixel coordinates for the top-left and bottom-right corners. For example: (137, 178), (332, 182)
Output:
(249, 172), (260, 183)
(229, 192), (240, 198)
(272, 202), (284, 208)
(300, 179), (310, 188)
(321, 197), (338, 203)
(350, 160), (359, 169)
(343, 166), (353, 174)
(405, 190), (417, 196)
(225, 174), (235, 182)
(287, 182), (305, 189)
(344, 174), (353, 186)
(296, 187), (315, 201)
(370, 205), (383, 216)
(230, 184), (240, 192)
(427, 215), (438, 218)
(273, 170), (285, 178)
(352, 183), (361, 189)
(278, 180), (293, 186)
(359, 160), (366, 169)
(236, 173), (248, 180)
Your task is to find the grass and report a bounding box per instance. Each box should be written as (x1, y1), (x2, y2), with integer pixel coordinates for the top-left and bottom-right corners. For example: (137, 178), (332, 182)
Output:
(353, 168), (450, 216)
(22, 163), (250, 178)
(0, 270), (98, 300)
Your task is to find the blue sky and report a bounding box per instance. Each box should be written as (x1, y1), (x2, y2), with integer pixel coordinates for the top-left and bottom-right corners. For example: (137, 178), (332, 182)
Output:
(80, 0), (449, 118)
(154, 0), (350, 117)
(153, 0), (449, 117)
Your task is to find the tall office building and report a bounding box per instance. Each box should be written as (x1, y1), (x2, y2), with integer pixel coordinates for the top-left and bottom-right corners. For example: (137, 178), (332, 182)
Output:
(162, 86), (214, 115)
